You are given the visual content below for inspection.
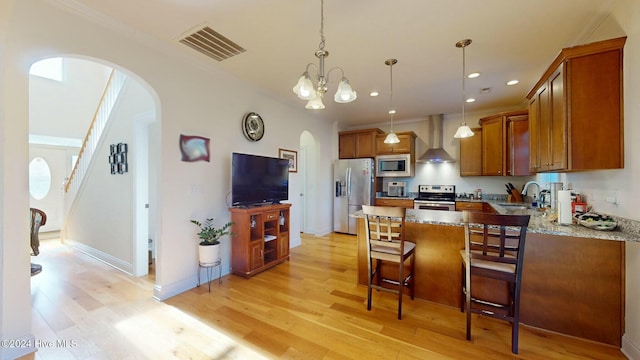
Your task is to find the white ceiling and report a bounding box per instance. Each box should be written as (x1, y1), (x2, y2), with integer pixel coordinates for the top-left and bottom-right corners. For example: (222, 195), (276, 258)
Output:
(52, 0), (616, 127)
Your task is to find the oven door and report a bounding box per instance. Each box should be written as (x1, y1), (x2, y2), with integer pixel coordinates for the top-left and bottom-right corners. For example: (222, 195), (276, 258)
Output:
(413, 201), (455, 211)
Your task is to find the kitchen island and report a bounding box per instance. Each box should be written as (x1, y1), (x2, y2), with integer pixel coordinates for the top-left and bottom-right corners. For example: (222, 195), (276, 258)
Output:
(354, 206), (639, 347)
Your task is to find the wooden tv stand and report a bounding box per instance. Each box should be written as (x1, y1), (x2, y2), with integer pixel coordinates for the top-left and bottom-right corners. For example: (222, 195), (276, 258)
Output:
(229, 203), (291, 278)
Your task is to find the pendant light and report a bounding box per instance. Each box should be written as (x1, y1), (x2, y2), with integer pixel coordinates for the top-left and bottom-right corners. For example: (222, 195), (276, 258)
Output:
(292, 0), (357, 109)
(453, 39), (475, 139)
(384, 58), (400, 144)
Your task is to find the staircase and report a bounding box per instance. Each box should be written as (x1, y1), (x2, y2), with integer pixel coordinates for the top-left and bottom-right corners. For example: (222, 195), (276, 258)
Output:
(63, 69), (127, 216)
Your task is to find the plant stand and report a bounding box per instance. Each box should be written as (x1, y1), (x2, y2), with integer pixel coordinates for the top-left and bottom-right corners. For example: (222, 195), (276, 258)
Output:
(197, 258), (222, 292)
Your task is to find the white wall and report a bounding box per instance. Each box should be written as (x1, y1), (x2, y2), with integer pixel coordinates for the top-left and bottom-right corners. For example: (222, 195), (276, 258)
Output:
(64, 77), (153, 270)
(0, 0), (335, 357)
(29, 58), (111, 140)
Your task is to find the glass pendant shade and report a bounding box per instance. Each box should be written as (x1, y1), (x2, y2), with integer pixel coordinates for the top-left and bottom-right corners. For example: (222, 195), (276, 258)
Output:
(305, 93), (325, 109)
(454, 39), (475, 139)
(453, 124), (474, 138)
(334, 78), (357, 103)
(293, 72), (314, 100)
(384, 132), (400, 144)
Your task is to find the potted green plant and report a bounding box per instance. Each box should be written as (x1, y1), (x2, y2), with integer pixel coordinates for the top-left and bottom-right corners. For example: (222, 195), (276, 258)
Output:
(191, 218), (234, 265)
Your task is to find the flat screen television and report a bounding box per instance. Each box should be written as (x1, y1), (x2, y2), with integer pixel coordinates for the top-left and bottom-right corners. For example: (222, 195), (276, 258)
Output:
(231, 152), (290, 207)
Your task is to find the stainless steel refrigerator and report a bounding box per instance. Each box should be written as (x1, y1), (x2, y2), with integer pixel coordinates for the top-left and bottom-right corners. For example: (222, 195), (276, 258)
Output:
(333, 158), (375, 234)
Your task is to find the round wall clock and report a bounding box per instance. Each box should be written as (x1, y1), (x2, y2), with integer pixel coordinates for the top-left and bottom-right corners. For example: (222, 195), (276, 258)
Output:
(242, 112), (265, 141)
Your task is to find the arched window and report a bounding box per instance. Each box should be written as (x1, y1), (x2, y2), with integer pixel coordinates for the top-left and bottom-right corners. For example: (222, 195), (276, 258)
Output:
(30, 57), (63, 81)
(29, 157), (52, 200)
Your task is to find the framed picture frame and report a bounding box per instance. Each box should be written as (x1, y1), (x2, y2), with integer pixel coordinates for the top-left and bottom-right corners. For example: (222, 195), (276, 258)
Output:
(179, 134), (210, 162)
(109, 142), (129, 174)
(278, 148), (297, 173)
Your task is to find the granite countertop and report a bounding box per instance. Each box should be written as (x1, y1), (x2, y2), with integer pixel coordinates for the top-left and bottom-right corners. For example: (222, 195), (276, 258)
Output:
(376, 196), (415, 200)
(352, 205), (640, 242)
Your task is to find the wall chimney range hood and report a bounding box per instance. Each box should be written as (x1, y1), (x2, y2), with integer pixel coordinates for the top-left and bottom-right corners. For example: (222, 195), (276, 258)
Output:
(417, 114), (455, 163)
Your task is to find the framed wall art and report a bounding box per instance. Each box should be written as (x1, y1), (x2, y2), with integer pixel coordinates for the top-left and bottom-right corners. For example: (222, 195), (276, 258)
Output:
(109, 142), (128, 174)
(179, 134), (210, 162)
(278, 148), (297, 173)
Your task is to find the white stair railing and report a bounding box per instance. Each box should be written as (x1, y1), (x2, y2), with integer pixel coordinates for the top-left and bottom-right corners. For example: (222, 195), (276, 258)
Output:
(63, 69), (127, 216)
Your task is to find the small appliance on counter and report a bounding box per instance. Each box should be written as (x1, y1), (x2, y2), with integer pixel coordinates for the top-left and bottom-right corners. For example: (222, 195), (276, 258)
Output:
(387, 181), (407, 197)
(557, 190), (573, 225)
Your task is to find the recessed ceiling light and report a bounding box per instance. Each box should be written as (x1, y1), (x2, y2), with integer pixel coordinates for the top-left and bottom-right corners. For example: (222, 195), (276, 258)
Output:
(389, 109), (396, 114)
(370, 91), (379, 97)
(466, 98), (476, 103)
(467, 72), (480, 79)
(506, 80), (519, 86)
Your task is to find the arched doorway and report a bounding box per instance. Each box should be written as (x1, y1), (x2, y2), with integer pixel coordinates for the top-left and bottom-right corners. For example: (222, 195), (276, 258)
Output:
(29, 56), (160, 278)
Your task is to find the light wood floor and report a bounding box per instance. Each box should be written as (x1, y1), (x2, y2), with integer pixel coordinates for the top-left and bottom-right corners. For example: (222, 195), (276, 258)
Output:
(21, 233), (626, 359)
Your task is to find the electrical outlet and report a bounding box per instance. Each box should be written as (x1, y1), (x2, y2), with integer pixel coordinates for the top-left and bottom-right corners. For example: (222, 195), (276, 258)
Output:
(605, 191), (618, 205)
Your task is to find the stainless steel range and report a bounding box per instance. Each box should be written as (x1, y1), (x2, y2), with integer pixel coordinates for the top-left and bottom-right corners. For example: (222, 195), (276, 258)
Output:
(414, 185), (456, 211)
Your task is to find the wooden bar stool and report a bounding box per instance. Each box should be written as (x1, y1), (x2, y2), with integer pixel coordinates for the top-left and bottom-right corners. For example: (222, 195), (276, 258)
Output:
(460, 211), (530, 354)
(362, 205), (416, 319)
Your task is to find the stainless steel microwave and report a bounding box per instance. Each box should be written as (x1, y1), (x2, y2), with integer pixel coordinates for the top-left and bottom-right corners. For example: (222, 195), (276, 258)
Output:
(375, 154), (414, 177)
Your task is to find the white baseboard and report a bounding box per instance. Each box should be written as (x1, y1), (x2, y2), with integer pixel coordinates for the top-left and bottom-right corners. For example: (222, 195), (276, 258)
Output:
(64, 239), (133, 275)
(153, 275), (198, 301)
(1, 334), (36, 360)
(622, 334), (640, 360)
(153, 266), (231, 301)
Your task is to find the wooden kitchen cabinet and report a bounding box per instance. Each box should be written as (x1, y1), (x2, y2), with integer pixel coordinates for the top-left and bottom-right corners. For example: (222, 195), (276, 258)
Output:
(230, 203), (291, 278)
(454, 201), (495, 213)
(506, 113), (532, 176)
(526, 36), (625, 172)
(480, 109), (530, 176)
(375, 131), (416, 155)
(455, 201), (483, 212)
(528, 64), (566, 172)
(481, 115), (504, 175)
(374, 198), (414, 208)
(338, 128), (383, 159)
(459, 127), (482, 176)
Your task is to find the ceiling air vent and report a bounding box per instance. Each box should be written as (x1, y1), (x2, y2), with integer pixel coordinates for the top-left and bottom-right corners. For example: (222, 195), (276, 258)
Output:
(179, 26), (245, 62)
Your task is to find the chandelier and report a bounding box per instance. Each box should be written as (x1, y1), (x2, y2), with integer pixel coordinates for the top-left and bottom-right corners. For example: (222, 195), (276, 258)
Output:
(292, 0), (357, 109)
(453, 39), (475, 139)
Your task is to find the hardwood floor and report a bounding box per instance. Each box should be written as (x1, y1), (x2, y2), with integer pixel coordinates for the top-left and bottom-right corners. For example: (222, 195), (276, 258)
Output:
(21, 233), (625, 359)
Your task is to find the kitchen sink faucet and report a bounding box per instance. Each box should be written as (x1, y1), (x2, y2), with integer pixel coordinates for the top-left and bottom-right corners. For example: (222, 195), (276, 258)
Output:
(521, 181), (543, 204)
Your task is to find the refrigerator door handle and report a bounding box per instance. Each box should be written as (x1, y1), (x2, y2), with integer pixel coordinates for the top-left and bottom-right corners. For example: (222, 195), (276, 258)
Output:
(346, 167), (351, 197)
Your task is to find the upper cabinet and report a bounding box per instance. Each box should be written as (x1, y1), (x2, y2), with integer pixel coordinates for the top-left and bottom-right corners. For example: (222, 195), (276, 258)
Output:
(481, 115), (504, 176)
(459, 127), (482, 176)
(376, 131), (417, 155)
(338, 128), (383, 159)
(506, 113), (531, 176)
(526, 37), (626, 173)
(480, 110), (530, 176)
